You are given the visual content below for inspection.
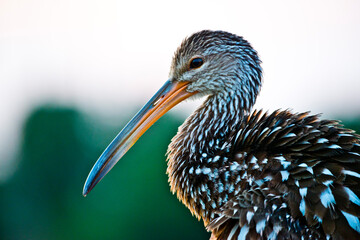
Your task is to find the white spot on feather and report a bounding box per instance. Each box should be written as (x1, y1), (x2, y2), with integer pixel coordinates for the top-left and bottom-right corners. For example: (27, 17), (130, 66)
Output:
(322, 169), (333, 176)
(280, 171), (290, 181)
(328, 144), (341, 149)
(299, 199), (306, 216)
(199, 199), (205, 210)
(272, 204), (277, 211)
(202, 167), (211, 175)
(246, 212), (254, 223)
(344, 187), (360, 206)
(320, 188), (336, 208)
(299, 188), (307, 198)
(213, 156), (220, 162)
(256, 219), (266, 233)
(268, 224), (282, 240)
(228, 184), (234, 193)
(342, 211), (360, 233)
(224, 172), (230, 181)
(218, 183), (224, 193)
(249, 156), (257, 164)
(243, 130), (251, 142)
(238, 225), (249, 239)
(255, 179), (265, 186)
(269, 126), (282, 135)
(264, 175), (273, 181)
(283, 133), (296, 138)
(279, 156), (291, 168)
(209, 139), (214, 148)
(350, 152), (360, 157)
(227, 224), (239, 240)
(343, 170), (360, 178)
(191, 144), (196, 153)
(230, 162), (240, 171)
(339, 133), (353, 137)
(314, 214), (322, 223)
(235, 175), (241, 184)
(259, 127), (269, 137)
(316, 138), (329, 144)
(323, 180), (333, 187)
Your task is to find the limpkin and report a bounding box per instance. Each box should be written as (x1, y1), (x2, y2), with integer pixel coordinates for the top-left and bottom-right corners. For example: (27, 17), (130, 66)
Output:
(83, 30), (360, 239)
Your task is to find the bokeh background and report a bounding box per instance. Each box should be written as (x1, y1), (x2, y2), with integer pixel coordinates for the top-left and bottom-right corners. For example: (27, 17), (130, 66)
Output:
(1, 0), (360, 239)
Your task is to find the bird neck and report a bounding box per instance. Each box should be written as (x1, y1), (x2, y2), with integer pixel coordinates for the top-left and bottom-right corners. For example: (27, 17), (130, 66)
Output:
(174, 90), (251, 159)
(166, 90), (252, 221)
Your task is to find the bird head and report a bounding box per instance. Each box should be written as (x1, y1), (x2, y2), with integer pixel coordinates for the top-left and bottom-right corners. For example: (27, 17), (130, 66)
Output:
(82, 30), (262, 196)
(170, 30), (262, 102)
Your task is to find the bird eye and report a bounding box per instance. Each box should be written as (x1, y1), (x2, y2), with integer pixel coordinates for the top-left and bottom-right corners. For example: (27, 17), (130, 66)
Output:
(189, 58), (204, 69)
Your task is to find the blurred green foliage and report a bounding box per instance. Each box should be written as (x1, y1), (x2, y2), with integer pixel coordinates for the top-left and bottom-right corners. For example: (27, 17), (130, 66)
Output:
(0, 105), (359, 240)
(0, 105), (210, 240)
(341, 118), (360, 134)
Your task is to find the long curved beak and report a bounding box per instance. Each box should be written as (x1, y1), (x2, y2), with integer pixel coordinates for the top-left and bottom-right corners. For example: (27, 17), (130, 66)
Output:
(83, 80), (196, 196)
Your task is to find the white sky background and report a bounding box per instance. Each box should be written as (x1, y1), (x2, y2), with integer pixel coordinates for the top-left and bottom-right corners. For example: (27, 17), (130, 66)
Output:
(1, 0), (360, 178)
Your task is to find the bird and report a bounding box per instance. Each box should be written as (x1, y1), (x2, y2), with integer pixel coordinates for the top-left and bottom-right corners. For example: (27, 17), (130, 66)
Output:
(82, 30), (360, 240)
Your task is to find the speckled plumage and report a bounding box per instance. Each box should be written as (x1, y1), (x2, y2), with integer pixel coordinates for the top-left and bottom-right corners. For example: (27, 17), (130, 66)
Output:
(165, 31), (360, 240)
(83, 30), (360, 240)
